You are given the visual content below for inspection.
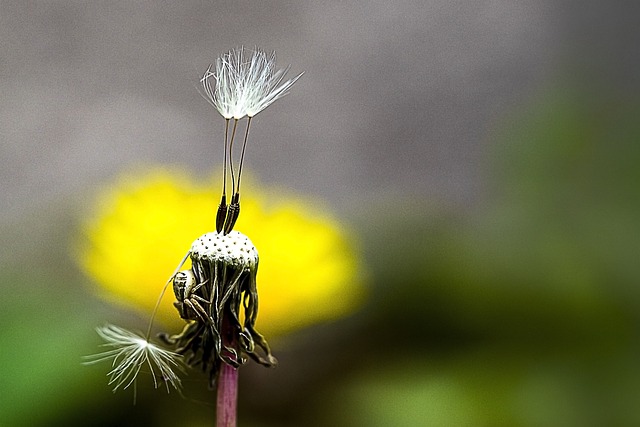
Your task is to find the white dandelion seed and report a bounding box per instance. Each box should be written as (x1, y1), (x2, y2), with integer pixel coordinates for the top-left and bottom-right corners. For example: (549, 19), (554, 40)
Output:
(201, 47), (302, 119)
(243, 49), (303, 118)
(84, 324), (183, 392)
(201, 51), (245, 119)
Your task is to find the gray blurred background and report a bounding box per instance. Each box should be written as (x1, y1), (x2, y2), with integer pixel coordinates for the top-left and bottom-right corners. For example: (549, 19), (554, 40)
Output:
(1, 0), (560, 217)
(2, 1), (640, 426)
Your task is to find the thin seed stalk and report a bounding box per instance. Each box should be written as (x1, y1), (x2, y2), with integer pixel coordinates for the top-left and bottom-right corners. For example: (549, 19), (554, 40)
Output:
(217, 311), (239, 427)
(216, 363), (239, 427)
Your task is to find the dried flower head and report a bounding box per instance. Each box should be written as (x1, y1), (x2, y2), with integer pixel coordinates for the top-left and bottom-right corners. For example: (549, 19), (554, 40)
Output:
(160, 230), (276, 386)
(84, 324), (183, 392)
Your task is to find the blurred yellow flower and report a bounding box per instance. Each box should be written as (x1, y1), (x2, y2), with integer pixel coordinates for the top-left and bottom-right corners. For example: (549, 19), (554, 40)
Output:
(76, 166), (364, 337)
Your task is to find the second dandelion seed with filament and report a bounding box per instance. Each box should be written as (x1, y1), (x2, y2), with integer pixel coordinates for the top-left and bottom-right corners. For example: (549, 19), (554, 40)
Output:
(87, 47), (302, 393)
(201, 47), (303, 234)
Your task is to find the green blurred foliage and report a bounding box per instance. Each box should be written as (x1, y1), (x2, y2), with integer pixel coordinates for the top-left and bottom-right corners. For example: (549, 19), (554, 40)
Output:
(337, 84), (640, 426)
(2, 82), (640, 426)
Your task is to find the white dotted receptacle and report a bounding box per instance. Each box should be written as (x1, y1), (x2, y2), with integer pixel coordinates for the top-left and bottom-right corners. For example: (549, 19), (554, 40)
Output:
(190, 231), (258, 267)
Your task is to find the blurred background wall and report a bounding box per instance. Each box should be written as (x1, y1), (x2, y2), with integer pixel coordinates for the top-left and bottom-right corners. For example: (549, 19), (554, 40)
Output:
(1, 1), (639, 426)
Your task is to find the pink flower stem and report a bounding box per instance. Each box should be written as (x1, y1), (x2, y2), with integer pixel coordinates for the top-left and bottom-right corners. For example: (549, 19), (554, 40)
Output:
(216, 363), (239, 427)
